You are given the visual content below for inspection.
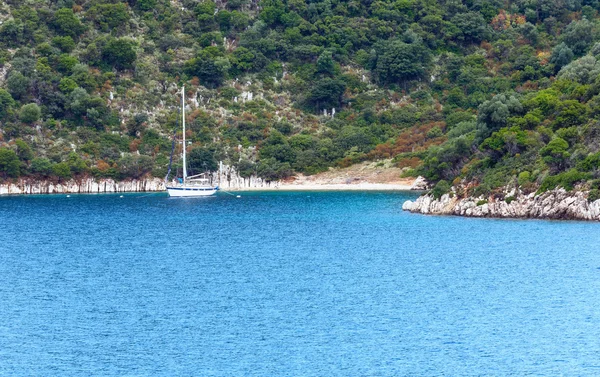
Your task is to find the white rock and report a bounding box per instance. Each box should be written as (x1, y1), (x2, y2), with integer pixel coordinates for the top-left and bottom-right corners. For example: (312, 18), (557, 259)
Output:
(402, 184), (600, 221)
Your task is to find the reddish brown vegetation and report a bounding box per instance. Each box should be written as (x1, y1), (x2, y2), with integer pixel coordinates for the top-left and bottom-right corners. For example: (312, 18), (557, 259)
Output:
(367, 122), (447, 160)
(395, 156), (422, 168)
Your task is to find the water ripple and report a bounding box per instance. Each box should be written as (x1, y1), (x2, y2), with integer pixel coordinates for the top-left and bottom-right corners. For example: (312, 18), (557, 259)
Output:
(1, 192), (600, 375)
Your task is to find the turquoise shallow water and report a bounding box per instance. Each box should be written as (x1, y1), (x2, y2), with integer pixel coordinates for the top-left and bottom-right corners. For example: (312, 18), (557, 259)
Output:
(1, 191), (600, 376)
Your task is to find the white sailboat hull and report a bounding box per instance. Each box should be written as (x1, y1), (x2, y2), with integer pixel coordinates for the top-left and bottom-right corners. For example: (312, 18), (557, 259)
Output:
(166, 186), (218, 197)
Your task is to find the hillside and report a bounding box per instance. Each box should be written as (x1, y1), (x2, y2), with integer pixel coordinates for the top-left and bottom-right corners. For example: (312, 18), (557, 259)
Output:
(1, 0), (600, 198)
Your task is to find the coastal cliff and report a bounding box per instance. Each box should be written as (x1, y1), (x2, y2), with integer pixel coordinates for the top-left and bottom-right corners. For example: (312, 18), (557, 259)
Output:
(0, 177), (166, 195)
(403, 188), (600, 221)
(0, 170), (272, 195)
(0, 161), (420, 195)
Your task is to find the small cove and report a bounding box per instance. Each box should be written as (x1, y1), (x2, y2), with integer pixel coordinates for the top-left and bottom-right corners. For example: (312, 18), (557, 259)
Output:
(1, 191), (599, 375)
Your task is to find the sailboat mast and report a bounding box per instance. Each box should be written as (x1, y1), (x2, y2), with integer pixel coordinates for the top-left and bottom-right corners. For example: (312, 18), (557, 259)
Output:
(182, 85), (187, 183)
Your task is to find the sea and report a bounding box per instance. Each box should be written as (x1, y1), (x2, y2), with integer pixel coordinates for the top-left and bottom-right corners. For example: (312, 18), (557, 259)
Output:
(1, 191), (600, 376)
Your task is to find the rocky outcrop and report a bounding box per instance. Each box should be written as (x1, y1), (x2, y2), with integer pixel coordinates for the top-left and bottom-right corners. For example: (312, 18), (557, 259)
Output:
(403, 188), (600, 221)
(410, 176), (430, 190)
(211, 163), (273, 190)
(0, 166), (274, 195)
(0, 177), (166, 195)
(0, 163), (416, 195)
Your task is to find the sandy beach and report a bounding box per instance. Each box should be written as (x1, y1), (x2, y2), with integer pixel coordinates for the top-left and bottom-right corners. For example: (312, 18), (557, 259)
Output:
(226, 161), (417, 191)
(230, 182), (415, 191)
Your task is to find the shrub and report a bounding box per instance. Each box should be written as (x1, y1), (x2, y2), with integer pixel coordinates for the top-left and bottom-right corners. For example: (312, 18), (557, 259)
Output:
(426, 126), (443, 139)
(430, 179), (451, 199)
(477, 199), (488, 206)
(52, 36), (76, 52)
(102, 38), (137, 70)
(576, 152), (600, 172)
(51, 162), (72, 180)
(86, 3), (130, 32)
(518, 171), (531, 186)
(538, 169), (591, 193)
(505, 196), (515, 204)
(31, 157), (53, 176)
(19, 103), (41, 124)
(0, 148), (20, 178)
(540, 137), (570, 171)
(53, 8), (86, 38)
(588, 189), (600, 203)
(0, 89), (15, 119)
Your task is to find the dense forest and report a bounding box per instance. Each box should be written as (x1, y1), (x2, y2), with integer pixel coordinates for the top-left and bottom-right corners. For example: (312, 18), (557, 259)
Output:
(1, 0), (600, 198)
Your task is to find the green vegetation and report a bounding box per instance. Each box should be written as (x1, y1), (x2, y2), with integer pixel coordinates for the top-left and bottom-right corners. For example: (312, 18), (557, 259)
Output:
(431, 180), (451, 200)
(0, 0), (599, 193)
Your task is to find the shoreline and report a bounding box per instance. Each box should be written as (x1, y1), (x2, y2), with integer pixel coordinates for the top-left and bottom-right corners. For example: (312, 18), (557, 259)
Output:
(402, 187), (600, 221)
(0, 162), (423, 195)
(0, 182), (418, 196)
(226, 182), (416, 192)
(0, 178), (419, 196)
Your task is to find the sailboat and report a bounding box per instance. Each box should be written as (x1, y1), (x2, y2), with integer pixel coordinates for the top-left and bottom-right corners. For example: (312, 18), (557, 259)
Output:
(165, 86), (219, 197)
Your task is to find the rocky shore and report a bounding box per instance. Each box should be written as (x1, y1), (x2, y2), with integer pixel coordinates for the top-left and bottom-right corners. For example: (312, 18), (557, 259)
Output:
(0, 174), (271, 195)
(0, 177), (166, 195)
(0, 160), (424, 195)
(402, 187), (600, 221)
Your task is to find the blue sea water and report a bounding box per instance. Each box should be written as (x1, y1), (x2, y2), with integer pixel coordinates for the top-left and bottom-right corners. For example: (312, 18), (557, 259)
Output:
(1, 191), (600, 376)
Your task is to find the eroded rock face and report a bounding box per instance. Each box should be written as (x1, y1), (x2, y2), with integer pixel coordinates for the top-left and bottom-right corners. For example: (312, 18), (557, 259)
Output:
(410, 176), (430, 191)
(0, 167), (272, 195)
(403, 188), (600, 221)
(0, 177), (166, 195)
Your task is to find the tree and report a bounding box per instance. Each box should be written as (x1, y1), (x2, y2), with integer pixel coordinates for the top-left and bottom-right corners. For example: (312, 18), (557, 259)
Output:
(476, 94), (523, 139)
(118, 154), (153, 178)
(0, 89), (15, 119)
(102, 38), (137, 70)
(481, 126), (529, 159)
(256, 157), (291, 182)
(259, 130), (296, 163)
(561, 19), (596, 56)
(86, 3), (130, 33)
(19, 103), (41, 124)
(335, 126), (373, 153)
(374, 38), (431, 85)
(51, 162), (72, 180)
(56, 54), (79, 73)
(14, 139), (33, 162)
(188, 147), (218, 174)
(230, 47), (255, 73)
(259, 0), (285, 26)
(67, 152), (88, 174)
(137, 0), (157, 11)
(540, 138), (570, 172)
(52, 36), (76, 52)
(557, 55), (600, 84)
(0, 20), (25, 47)
(553, 100), (588, 129)
(431, 180), (451, 199)
(126, 113), (148, 137)
(52, 8), (86, 38)
(450, 12), (489, 44)
(68, 87), (91, 116)
(236, 159), (255, 178)
(306, 78), (346, 113)
(6, 71), (30, 100)
(184, 49), (229, 88)
(316, 50), (335, 76)
(31, 157), (53, 176)
(0, 148), (20, 178)
(550, 42), (574, 73)
(59, 78), (78, 94)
